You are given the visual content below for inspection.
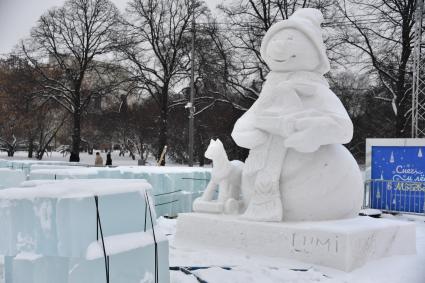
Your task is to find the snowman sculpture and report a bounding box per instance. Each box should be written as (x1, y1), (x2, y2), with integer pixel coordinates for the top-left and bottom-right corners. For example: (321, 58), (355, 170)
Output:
(231, 8), (363, 222)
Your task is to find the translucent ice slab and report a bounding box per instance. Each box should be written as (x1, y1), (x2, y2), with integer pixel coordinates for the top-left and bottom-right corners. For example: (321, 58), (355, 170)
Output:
(6, 232), (169, 283)
(73, 232), (169, 283)
(10, 253), (68, 283)
(28, 166), (211, 217)
(1, 160), (86, 175)
(0, 169), (26, 189)
(0, 179), (155, 257)
(29, 168), (100, 180)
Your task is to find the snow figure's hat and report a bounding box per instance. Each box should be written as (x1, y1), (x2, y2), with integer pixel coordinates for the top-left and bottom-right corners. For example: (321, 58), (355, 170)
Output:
(260, 8), (330, 74)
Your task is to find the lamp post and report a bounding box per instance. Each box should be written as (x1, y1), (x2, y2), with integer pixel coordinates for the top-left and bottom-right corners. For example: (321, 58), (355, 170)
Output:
(188, 0), (196, 167)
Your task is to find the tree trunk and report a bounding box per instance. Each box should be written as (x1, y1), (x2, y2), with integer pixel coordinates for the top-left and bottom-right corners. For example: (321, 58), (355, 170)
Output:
(395, 68), (410, 138)
(157, 86), (168, 166)
(157, 109), (167, 166)
(37, 150), (45, 160)
(196, 130), (205, 167)
(395, 105), (409, 138)
(28, 136), (34, 158)
(198, 150), (204, 167)
(70, 110), (81, 162)
(7, 148), (14, 157)
(395, 18), (412, 138)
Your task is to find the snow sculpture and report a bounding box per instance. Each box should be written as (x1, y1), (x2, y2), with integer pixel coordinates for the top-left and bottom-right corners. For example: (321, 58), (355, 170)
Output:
(177, 10), (413, 270)
(193, 139), (244, 214)
(231, 8), (363, 221)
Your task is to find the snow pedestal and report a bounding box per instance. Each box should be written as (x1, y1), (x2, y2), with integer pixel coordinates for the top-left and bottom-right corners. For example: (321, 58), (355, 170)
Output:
(0, 179), (170, 283)
(175, 213), (416, 271)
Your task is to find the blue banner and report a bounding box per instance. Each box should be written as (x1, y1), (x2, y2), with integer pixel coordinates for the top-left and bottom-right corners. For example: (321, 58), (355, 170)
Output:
(370, 146), (425, 213)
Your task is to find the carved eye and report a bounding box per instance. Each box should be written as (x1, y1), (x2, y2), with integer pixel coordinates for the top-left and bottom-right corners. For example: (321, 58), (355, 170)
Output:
(287, 36), (294, 40)
(291, 54), (296, 58)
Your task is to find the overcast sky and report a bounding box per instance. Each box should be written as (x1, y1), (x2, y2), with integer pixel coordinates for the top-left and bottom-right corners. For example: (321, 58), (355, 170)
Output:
(0, 0), (223, 55)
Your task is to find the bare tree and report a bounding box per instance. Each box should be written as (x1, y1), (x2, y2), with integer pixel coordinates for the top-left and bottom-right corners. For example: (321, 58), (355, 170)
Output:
(217, 0), (336, 106)
(0, 56), (38, 157)
(34, 106), (69, 160)
(119, 0), (206, 163)
(22, 0), (121, 161)
(336, 0), (417, 137)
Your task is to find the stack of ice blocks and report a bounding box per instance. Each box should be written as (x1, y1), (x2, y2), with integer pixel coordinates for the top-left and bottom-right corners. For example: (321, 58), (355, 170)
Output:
(0, 159), (86, 176)
(0, 179), (170, 283)
(29, 166), (211, 217)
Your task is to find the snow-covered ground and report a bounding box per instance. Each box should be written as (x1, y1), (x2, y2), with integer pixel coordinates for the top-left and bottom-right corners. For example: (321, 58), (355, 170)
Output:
(0, 153), (423, 282)
(0, 151), (200, 167)
(0, 151), (140, 166)
(158, 214), (425, 283)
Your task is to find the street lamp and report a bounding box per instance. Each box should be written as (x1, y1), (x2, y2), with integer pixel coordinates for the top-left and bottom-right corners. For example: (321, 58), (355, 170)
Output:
(188, 0), (196, 167)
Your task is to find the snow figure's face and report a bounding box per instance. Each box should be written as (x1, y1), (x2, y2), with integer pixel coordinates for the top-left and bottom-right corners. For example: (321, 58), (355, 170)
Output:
(265, 28), (320, 72)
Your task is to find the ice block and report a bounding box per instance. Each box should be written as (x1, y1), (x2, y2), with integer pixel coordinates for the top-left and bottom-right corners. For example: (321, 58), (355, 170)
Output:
(0, 169), (26, 189)
(0, 179), (154, 257)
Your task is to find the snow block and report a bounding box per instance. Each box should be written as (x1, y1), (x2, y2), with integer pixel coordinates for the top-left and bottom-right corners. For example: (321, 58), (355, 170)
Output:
(175, 213), (416, 271)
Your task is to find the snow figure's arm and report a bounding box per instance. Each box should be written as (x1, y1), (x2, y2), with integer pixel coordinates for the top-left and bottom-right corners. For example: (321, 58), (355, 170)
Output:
(252, 83), (304, 138)
(253, 109), (324, 138)
(284, 110), (353, 153)
(231, 114), (268, 149)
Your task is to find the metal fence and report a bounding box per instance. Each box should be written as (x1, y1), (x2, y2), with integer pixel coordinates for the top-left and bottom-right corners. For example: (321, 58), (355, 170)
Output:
(364, 179), (425, 215)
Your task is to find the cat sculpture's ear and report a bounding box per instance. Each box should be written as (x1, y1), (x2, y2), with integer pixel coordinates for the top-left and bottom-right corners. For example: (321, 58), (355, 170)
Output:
(215, 138), (223, 147)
